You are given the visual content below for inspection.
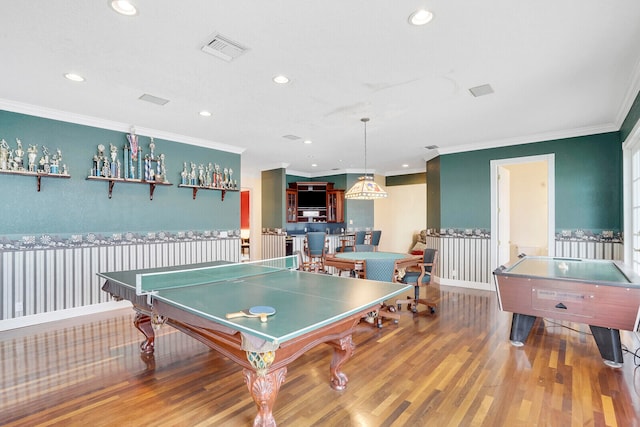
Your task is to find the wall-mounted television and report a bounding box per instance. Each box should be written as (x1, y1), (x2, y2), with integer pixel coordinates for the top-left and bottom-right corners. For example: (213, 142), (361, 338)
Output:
(297, 190), (326, 208)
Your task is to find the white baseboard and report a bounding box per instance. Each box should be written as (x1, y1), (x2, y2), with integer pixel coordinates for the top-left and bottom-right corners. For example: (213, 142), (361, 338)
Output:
(0, 300), (132, 331)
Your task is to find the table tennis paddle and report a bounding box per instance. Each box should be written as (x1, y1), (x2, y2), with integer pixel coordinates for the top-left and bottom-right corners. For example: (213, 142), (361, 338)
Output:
(226, 306), (276, 323)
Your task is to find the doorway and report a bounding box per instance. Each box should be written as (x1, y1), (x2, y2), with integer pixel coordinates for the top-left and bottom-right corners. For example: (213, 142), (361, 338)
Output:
(490, 154), (555, 272)
(241, 190), (250, 261)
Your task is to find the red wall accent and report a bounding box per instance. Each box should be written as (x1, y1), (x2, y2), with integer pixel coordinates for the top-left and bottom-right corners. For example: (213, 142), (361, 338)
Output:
(241, 190), (250, 229)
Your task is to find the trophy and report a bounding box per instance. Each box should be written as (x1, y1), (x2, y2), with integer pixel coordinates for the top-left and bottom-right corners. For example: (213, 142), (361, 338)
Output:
(0, 139), (8, 170)
(189, 162), (197, 185)
(110, 144), (118, 177)
(181, 162), (188, 185)
(27, 144), (38, 172)
(198, 164), (205, 186)
(149, 138), (156, 159)
(14, 138), (24, 170)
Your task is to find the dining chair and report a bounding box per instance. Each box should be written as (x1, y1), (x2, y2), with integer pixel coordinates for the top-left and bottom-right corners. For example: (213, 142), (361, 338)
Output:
(303, 231), (329, 273)
(396, 248), (438, 314)
(362, 258), (401, 328)
(370, 230), (382, 251)
(354, 230), (367, 245)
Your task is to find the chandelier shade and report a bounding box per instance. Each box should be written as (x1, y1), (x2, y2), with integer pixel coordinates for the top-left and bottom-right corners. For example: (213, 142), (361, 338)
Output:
(345, 118), (388, 200)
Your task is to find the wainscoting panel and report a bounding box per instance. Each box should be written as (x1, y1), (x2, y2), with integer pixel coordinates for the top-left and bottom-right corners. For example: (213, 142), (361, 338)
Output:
(428, 235), (492, 284)
(554, 240), (623, 260)
(261, 234), (287, 259)
(0, 237), (240, 321)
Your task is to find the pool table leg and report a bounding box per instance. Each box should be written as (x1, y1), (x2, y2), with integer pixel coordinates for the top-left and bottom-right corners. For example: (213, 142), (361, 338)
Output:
(589, 326), (623, 367)
(509, 313), (537, 347)
(243, 366), (287, 427)
(134, 311), (156, 354)
(327, 335), (355, 391)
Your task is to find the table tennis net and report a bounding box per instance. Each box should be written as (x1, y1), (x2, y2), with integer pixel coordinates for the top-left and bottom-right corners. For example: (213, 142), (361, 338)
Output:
(135, 255), (299, 295)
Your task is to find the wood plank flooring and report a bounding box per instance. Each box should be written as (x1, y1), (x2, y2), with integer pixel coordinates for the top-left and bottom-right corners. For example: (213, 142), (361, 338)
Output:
(2, 284), (640, 426)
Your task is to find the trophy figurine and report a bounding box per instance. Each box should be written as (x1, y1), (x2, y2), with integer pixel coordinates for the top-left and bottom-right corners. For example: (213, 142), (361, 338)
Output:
(14, 138), (24, 170)
(110, 144), (118, 177)
(189, 162), (197, 185)
(27, 144), (38, 172)
(181, 162), (188, 185)
(205, 163), (212, 187)
(149, 138), (156, 159)
(50, 148), (62, 174)
(0, 139), (8, 170)
(159, 153), (166, 182)
(214, 164), (221, 188)
(198, 164), (205, 186)
(228, 168), (233, 189)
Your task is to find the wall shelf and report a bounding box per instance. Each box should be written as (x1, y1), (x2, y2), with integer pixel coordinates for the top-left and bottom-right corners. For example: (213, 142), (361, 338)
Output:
(1, 169), (71, 191)
(86, 176), (172, 200)
(178, 184), (238, 201)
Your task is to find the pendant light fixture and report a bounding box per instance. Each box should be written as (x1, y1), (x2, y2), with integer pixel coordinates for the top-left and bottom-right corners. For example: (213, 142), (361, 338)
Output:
(345, 118), (388, 200)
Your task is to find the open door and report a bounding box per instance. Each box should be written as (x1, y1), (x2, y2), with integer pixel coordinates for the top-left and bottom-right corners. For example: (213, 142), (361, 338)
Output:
(497, 166), (511, 266)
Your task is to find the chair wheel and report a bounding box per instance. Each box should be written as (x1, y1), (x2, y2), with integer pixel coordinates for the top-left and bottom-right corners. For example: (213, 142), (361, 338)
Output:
(430, 307), (436, 314)
(397, 304), (402, 311)
(411, 307), (417, 313)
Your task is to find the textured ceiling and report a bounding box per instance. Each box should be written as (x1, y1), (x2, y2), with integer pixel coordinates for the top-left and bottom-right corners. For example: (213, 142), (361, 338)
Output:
(1, 1), (639, 177)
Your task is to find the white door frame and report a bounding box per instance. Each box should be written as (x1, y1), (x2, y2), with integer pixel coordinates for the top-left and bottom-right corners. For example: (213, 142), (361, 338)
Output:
(623, 119), (640, 266)
(490, 154), (555, 271)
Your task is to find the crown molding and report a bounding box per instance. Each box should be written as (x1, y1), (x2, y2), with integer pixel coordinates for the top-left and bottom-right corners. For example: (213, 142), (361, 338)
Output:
(437, 123), (618, 155)
(0, 98), (244, 154)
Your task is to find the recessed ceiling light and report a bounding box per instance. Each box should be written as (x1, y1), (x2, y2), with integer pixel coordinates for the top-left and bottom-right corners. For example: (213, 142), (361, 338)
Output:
(311, 163), (318, 167)
(199, 110), (212, 117)
(273, 75), (289, 84)
(110, 0), (137, 16)
(408, 9), (434, 26)
(64, 73), (85, 82)
(303, 140), (312, 145)
(402, 164), (409, 168)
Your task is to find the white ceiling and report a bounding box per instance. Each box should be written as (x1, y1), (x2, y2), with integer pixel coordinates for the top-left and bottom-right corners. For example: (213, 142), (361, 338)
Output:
(1, 1), (640, 177)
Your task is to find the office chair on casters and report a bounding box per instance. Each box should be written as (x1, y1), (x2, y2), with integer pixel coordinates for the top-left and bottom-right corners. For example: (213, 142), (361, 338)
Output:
(363, 258), (401, 328)
(303, 232), (329, 273)
(396, 248), (438, 315)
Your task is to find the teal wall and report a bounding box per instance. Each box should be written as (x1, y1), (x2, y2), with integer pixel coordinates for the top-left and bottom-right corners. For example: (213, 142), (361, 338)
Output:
(439, 132), (622, 232)
(261, 168), (286, 228)
(0, 110), (240, 236)
(621, 90), (640, 142)
(426, 157), (441, 230)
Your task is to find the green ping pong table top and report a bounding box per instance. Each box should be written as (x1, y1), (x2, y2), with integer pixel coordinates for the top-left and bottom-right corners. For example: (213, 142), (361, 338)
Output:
(98, 257), (411, 346)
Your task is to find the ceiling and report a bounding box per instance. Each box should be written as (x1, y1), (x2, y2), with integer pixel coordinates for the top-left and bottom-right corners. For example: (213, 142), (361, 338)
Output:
(1, 1), (640, 177)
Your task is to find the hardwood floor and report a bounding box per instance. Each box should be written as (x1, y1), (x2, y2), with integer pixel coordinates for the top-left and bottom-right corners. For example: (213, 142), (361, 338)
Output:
(2, 284), (640, 426)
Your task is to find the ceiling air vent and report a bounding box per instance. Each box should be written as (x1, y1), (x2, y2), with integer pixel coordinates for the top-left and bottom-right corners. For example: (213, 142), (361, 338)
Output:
(202, 33), (249, 62)
(424, 145), (439, 150)
(469, 84), (494, 97)
(139, 93), (169, 106)
(282, 134), (301, 141)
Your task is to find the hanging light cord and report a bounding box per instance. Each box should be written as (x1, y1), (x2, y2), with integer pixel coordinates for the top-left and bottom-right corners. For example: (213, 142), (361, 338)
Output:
(362, 117), (369, 178)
